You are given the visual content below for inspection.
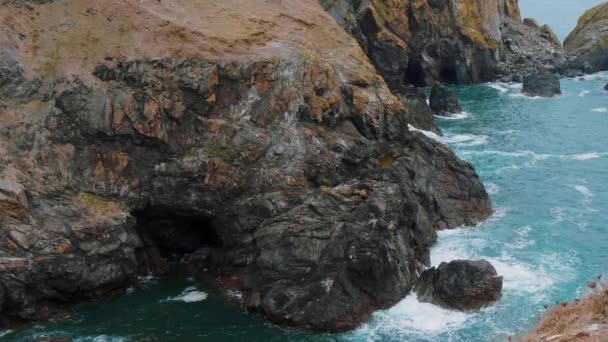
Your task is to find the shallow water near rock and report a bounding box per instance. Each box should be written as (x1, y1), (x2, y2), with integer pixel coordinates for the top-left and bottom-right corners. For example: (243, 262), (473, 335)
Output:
(5, 73), (608, 341)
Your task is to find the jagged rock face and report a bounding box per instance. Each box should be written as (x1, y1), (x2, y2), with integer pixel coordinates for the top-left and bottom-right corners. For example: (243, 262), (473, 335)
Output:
(522, 72), (562, 97)
(415, 259), (503, 311)
(565, 3), (608, 73)
(322, 0), (521, 87)
(498, 18), (566, 82)
(0, 0), (491, 331)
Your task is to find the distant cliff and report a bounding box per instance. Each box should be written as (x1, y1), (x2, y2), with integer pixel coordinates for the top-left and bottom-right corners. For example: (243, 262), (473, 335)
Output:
(565, 2), (608, 73)
(322, 0), (566, 87)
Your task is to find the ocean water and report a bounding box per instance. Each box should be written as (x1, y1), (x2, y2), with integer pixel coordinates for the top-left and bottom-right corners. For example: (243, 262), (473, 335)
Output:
(4, 74), (608, 341)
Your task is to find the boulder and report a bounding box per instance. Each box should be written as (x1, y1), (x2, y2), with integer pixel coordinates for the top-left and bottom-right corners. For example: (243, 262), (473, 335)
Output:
(604, 83), (608, 91)
(415, 259), (503, 311)
(564, 3), (608, 73)
(429, 84), (462, 115)
(522, 72), (562, 97)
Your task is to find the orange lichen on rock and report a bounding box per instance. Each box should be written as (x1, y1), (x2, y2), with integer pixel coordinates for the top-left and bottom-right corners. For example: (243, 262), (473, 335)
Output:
(522, 286), (608, 342)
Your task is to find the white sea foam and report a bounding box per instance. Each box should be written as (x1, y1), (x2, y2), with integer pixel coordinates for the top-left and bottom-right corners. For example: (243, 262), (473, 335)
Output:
(0, 330), (13, 338)
(462, 150), (608, 163)
(137, 274), (158, 287)
(161, 286), (208, 303)
(485, 182), (500, 195)
(442, 133), (489, 147)
(434, 111), (471, 120)
(505, 226), (536, 250)
(487, 83), (509, 93)
(551, 207), (567, 224)
(408, 124), (488, 147)
(380, 295), (472, 333)
(576, 71), (608, 81)
(579, 90), (590, 97)
(575, 185), (594, 197)
(408, 124), (444, 143)
(226, 289), (243, 300)
(74, 336), (127, 342)
(591, 107), (607, 112)
(567, 152), (608, 160)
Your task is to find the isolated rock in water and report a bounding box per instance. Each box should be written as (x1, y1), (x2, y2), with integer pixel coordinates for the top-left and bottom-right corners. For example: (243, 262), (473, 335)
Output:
(522, 72), (562, 97)
(564, 2), (608, 73)
(415, 260), (503, 311)
(604, 83), (608, 91)
(429, 84), (462, 115)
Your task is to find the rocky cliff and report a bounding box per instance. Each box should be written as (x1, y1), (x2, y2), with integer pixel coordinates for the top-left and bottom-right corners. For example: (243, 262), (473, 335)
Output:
(565, 2), (608, 73)
(0, 0), (491, 331)
(322, 0), (569, 87)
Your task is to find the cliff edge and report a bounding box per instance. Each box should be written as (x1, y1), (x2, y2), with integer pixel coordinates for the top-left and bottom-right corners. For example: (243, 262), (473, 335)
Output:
(0, 0), (491, 331)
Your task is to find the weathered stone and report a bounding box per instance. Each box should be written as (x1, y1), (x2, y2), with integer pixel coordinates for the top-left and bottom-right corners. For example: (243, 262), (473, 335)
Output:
(523, 72), (562, 97)
(415, 259), (503, 311)
(0, 179), (28, 219)
(499, 18), (567, 81)
(396, 86), (441, 134)
(565, 3), (608, 73)
(429, 84), (462, 115)
(541, 24), (561, 47)
(523, 18), (540, 29)
(322, 0), (522, 87)
(0, 0), (492, 332)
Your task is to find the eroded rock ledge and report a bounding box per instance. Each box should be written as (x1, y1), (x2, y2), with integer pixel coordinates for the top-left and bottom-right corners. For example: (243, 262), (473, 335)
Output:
(0, 0), (491, 331)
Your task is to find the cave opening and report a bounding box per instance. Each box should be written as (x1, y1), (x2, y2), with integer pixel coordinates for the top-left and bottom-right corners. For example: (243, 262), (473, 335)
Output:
(131, 206), (224, 275)
(439, 64), (459, 84)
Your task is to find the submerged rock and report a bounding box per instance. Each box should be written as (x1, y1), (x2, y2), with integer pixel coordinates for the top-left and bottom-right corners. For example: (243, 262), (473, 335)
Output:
(415, 260), (503, 311)
(523, 72), (562, 97)
(565, 3), (608, 73)
(0, 0), (491, 332)
(429, 84), (462, 115)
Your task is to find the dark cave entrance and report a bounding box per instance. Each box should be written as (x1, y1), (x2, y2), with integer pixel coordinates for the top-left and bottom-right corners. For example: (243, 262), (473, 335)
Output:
(131, 207), (224, 275)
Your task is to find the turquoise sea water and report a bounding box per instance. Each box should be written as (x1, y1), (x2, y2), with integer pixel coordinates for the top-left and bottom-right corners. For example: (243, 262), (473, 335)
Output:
(3, 74), (608, 341)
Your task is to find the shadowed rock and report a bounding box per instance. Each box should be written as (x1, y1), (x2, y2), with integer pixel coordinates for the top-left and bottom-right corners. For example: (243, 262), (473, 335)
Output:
(523, 72), (562, 97)
(415, 259), (503, 311)
(429, 84), (462, 115)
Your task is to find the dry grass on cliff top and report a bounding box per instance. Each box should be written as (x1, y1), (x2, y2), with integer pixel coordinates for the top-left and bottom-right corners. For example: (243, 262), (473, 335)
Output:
(0, 0), (377, 83)
(522, 280), (608, 342)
